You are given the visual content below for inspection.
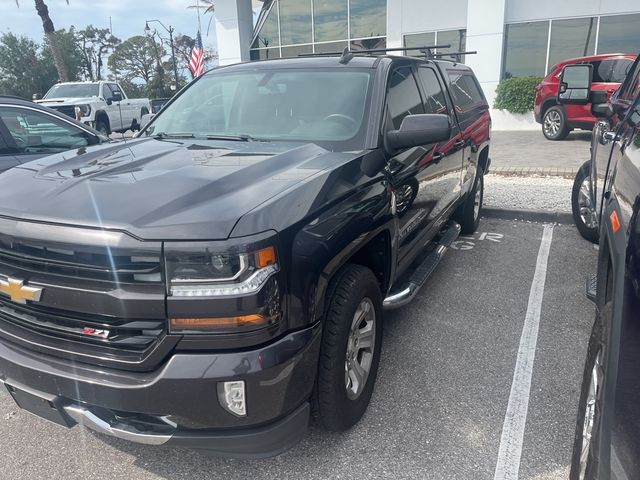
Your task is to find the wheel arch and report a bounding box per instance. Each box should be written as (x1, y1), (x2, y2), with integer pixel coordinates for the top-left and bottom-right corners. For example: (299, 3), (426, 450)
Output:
(94, 110), (110, 133)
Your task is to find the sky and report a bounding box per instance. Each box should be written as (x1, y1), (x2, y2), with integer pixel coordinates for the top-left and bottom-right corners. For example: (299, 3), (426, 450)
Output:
(2, 0), (232, 51)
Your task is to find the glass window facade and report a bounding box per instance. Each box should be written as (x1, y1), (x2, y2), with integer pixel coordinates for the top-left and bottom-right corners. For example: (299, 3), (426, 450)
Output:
(598, 13), (640, 55)
(251, 0), (387, 59)
(503, 21), (549, 79)
(547, 17), (596, 70)
(314, 0), (348, 43)
(504, 14), (640, 79)
(403, 29), (466, 61)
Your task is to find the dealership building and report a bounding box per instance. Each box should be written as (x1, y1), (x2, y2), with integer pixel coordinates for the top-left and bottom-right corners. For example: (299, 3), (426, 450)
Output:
(215, 0), (640, 104)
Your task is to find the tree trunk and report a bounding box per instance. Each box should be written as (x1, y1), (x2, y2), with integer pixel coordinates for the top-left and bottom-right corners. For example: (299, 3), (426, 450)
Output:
(34, 0), (69, 82)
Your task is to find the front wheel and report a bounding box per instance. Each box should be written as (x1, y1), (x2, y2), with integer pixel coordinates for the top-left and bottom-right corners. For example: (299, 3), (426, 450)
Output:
(312, 264), (383, 431)
(572, 161), (599, 244)
(570, 303), (610, 480)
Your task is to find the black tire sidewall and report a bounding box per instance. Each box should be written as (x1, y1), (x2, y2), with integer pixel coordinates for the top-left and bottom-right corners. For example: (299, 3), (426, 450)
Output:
(543, 106), (570, 141)
(455, 166), (484, 235)
(569, 303), (611, 480)
(572, 161), (599, 244)
(313, 264), (383, 431)
(96, 120), (109, 135)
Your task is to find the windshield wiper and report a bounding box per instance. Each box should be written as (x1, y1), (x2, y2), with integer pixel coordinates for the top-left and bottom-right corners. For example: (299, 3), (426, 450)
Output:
(205, 134), (270, 142)
(152, 132), (195, 139)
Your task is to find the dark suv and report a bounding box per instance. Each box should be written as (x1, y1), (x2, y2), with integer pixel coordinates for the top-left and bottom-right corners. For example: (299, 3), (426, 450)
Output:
(0, 53), (490, 457)
(559, 57), (640, 478)
(534, 54), (636, 140)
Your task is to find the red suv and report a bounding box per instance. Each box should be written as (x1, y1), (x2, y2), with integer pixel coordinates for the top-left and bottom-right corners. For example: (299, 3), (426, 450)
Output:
(534, 53), (636, 140)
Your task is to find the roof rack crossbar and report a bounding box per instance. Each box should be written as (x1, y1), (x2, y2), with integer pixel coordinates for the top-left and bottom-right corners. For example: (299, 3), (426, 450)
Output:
(298, 44), (453, 61)
(432, 51), (478, 62)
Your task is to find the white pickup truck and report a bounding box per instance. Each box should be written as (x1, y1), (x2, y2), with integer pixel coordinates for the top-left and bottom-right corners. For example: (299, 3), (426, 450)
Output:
(36, 81), (151, 135)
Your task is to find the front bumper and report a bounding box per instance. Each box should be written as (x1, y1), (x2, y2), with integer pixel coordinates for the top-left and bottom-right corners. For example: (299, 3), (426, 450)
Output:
(0, 323), (321, 457)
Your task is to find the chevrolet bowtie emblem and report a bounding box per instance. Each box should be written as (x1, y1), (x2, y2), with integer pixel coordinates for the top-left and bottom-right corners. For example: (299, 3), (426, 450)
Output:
(0, 277), (43, 304)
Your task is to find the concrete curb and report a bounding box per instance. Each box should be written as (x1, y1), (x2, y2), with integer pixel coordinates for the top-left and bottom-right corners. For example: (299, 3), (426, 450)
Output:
(483, 207), (573, 224)
(490, 167), (577, 178)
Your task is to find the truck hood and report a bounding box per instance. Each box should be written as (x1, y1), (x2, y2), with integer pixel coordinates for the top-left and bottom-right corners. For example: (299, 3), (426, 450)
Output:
(37, 97), (98, 105)
(0, 138), (347, 240)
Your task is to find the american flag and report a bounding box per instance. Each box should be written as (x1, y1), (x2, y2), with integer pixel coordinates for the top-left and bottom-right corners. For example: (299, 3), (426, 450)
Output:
(189, 31), (206, 77)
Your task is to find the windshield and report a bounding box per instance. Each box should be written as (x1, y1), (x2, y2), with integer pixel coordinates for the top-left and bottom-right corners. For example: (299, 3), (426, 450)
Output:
(144, 68), (373, 149)
(44, 84), (100, 99)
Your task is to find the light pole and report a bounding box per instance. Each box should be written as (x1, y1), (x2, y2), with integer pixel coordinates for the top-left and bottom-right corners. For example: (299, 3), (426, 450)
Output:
(145, 19), (179, 90)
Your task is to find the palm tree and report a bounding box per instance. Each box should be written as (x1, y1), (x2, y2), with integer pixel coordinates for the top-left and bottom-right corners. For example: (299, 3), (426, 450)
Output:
(188, 0), (215, 36)
(16, 0), (70, 82)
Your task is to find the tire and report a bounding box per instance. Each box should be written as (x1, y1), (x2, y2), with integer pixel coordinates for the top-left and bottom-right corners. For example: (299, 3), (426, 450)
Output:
(572, 161), (599, 244)
(542, 106), (570, 140)
(453, 166), (484, 235)
(569, 303), (611, 480)
(312, 264), (383, 432)
(95, 118), (110, 136)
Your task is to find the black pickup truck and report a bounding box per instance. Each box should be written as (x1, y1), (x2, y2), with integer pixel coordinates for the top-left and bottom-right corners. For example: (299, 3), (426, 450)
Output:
(0, 52), (490, 457)
(559, 59), (640, 479)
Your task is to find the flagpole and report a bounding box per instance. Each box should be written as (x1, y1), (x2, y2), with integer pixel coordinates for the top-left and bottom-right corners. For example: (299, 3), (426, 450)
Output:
(196, 0), (203, 34)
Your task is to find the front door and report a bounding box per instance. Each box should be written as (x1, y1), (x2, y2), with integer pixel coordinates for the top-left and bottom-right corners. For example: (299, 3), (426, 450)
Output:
(383, 64), (464, 273)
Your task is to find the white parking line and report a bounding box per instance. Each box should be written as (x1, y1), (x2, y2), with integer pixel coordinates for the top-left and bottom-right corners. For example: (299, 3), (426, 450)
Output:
(493, 225), (554, 480)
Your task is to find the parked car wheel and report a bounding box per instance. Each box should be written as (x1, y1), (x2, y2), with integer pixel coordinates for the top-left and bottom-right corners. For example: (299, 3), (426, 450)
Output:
(454, 166), (484, 235)
(95, 119), (110, 136)
(542, 106), (570, 140)
(570, 303), (610, 480)
(572, 161), (599, 244)
(312, 264), (383, 431)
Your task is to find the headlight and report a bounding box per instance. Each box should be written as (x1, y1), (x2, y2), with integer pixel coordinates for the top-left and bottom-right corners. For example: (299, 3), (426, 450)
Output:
(74, 104), (91, 118)
(166, 245), (278, 297)
(166, 242), (281, 334)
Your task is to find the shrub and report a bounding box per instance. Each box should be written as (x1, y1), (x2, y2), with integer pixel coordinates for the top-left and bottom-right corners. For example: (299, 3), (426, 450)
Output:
(493, 76), (543, 114)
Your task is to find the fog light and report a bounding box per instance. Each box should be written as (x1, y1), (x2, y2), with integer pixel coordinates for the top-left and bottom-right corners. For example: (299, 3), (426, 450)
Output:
(218, 381), (246, 417)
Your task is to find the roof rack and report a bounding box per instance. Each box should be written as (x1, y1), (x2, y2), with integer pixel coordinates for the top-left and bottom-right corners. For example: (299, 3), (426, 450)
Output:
(432, 51), (478, 62)
(299, 44), (453, 63)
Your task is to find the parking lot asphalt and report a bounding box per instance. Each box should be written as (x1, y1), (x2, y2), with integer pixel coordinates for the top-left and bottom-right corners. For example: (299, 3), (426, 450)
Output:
(0, 217), (596, 480)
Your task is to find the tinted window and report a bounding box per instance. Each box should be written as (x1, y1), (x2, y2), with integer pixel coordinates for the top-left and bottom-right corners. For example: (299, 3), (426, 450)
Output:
(314, 0), (348, 43)
(503, 21), (549, 78)
(611, 60), (634, 84)
(616, 59), (640, 103)
(0, 107), (90, 153)
(386, 67), (425, 130)
(349, 0), (386, 39)
(548, 17), (597, 70)
(447, 71), (485, 111)
(417, 68), (448, 114)
(598, 13), (640, 55)
(0, 130), (11, 155)
(279, 0), (312, 46)
(404, 32), (436, 57)
(436, 29), (467, 62)
(252, 3), (280, 49)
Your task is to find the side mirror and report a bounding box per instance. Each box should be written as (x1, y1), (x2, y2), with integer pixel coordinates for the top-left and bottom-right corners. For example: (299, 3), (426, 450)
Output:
(106, 97), (113, 106)
(32, 93), (39, 101)
(558, 64), (592, 105)
(140, 113), (156, 130)
(386, 114), (451, 151)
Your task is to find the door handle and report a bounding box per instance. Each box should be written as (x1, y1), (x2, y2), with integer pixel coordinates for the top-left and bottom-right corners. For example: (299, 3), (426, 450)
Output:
(454, 140), (465, 148)
(432, 153), (445, 163)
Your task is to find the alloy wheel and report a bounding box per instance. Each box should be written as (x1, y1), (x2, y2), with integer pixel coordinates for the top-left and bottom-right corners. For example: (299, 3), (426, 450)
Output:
(544, 110), (562, 137)
(345, 297), (376, 400)
(578, 177), (598, 229)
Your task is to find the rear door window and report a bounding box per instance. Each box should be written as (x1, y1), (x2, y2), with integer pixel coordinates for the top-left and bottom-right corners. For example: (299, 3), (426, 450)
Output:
(590, 59), (632, 83)
(417, 67), (449, 115)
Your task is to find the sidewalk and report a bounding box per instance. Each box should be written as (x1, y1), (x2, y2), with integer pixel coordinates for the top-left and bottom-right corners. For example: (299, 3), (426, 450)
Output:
(489, 130), (591, 177)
